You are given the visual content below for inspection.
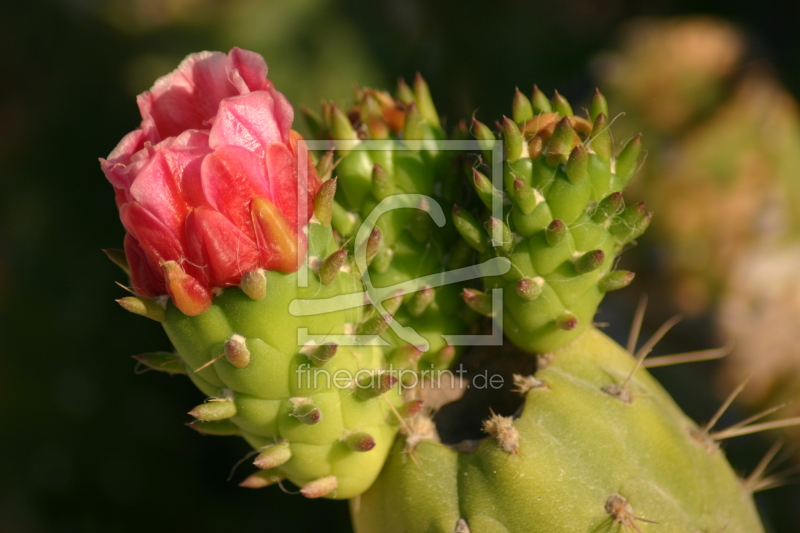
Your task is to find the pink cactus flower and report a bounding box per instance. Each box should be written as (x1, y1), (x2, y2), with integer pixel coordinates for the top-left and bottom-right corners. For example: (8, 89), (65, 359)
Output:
(101, 48), (321, 316)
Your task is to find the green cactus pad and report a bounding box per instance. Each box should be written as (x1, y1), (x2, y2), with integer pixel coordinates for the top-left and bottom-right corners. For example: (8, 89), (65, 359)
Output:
(160, 223), (405, 499)
(351, 327), (764, 532)
(459, 89), (649, 354)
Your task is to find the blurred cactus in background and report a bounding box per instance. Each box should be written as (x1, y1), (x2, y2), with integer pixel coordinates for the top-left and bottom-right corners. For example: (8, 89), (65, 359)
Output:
(596, 17), (746, 135)
(599, 16), (800, 314)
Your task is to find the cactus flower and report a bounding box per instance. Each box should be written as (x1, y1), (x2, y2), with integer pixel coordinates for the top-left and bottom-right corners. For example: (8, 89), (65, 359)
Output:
(101, 48), (321, 316)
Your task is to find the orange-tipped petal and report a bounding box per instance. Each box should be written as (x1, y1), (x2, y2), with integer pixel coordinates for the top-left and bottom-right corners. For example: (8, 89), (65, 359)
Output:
(162, 261), (212, 316)
(250, 196), (305, 273)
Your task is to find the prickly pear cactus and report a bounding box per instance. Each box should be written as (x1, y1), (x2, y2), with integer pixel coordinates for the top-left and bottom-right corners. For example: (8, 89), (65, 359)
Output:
(157, 222), (405, 499)
(351, 328), (765, 532)
(457, 88), (647, 353)
(101, 48), (415, 500)
(303, 76), (469, 361)
(351, 87), (770, 533)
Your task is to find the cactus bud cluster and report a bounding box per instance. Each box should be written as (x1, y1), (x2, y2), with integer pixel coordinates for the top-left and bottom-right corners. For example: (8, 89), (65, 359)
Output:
(455, 88), (648, 353)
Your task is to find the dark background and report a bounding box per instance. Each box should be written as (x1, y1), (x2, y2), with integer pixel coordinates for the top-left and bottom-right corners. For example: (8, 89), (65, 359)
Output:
(2, 0), (799, 531)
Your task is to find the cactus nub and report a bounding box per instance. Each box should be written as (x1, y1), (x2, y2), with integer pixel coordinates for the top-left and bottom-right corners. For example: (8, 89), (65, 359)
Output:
(512, 88), (534, 124)
(223, 334), (251, 368)
(357, 313), (393, 336)
(189, 398), (237, 421)
(545, 117), (575, 166)
(462, 288), (493, 317)
(453, 206), (488, 253)
(117, 296), (166, 322)
(531, 85), (552, 114)
(407, 285), (435, 317)
(516, 277), (544, 301)
(344, 431), (377, 452)
(565, 144), (589, 184)
(254, 442), (292, 470)
(319, 250), (348, 285)
(600, 270), (636, 292)
(239, 269), (267, 301)
(356, 372), (399, 400)
(574, 250), (605, 274)
(305, 342), (338, 367)
(314, 178), (337, 226)
(552, 90), (574, 117)
(301, 476), (338, 499)
(239, 469), (286, 489)
(513, 178), (539, 215)
(545, 219), (566, 246)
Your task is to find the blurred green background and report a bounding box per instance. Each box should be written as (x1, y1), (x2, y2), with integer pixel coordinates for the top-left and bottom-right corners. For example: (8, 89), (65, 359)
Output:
(2, 0), (800, 531)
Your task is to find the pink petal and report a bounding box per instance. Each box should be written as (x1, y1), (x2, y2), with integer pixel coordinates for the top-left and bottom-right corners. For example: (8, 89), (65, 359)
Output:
(120, 202), (186, 270)
(124, 233), (166, 297)
(137, 51), (239, 141)
(288, 130), (323, 217)
(100, 129), (148, 190)
(267, 81), (294, 141)
(170, 130), (213, 208)
(227, 47), (268, 93)
(264, 141), (302, 229)
(185, 207), (260, 286)
(200, 145), (270, 242)
(128, 151), (190, 240)
(103, 128), (147, 168)
(208, 92), (287, 155)
(127, 130), (212, 238)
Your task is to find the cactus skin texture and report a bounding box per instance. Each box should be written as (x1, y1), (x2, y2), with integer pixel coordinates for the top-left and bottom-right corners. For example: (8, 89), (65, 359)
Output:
(161, 223), (404, 499)
(351, 327), (764, 533)
(304, 77), (469, 361)
(457, 88), (648, 354)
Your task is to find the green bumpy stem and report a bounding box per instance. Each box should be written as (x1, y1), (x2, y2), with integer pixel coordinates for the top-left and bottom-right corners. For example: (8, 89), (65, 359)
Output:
(460, 93), (648, 354)
(351, 328), (764, 532)
(313, 82), (470, 363)
(336, 145), (465, 357)
(162, 223), (404, 499)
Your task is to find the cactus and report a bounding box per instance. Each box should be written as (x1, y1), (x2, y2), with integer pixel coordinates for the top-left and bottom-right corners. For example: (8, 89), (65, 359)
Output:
(302, 76), (470, 362)
(350, 88), (782, 532)
(160, 222), (405, 499)
(102, 49), (412, 500)
(352, 327), (766, 532)
(101, 47), (787, 530)
(456, 88), (647, 353)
